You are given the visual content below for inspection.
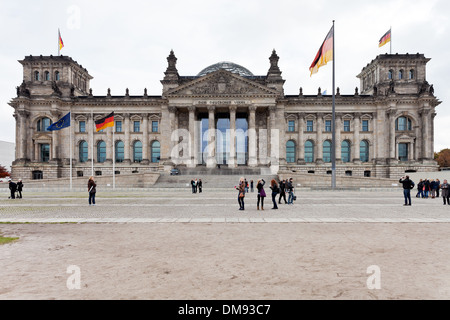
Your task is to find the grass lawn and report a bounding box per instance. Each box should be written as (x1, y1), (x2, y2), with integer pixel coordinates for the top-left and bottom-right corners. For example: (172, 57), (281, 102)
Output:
(0, 235), (19, 245)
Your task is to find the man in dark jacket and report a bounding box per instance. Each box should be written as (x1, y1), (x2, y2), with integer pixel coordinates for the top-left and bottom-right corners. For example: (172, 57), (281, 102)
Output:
(399, 176), (415, 206)
(278, 179), (287, 204)
(416, 179), (424, 198)
(8, 179), (17, 199)
(17, 179), (23, 199)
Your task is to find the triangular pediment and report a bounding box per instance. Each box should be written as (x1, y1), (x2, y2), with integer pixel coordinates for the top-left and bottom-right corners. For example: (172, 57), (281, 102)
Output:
(166, 69), (278, 97)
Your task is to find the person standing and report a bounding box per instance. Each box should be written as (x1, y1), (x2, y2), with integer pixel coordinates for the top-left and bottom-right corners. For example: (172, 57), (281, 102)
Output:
(440, 179), (449, 205)
(270, 179), (279, 209)
(287, 178), (294, 204)
(237, 177), (245, 210)
(250, 180), (254, 193)
(16, 179), (23, 199)
(278, 179), (287, 204)
(88, 176), (97, 206)
(436, 178), (441, 198)
(8, 179), (17, 200)
(416, 179), (424, 198)
(256, 179), (266, 210)
(244, 179), (249, 193)
(430, 179), (437, 199)
(399, 176), (415, 206)
(424, 179), (430, 199)
(198, 179), (202, 193)
(191, 179), (195, 194)
(194, 179), (198, 193)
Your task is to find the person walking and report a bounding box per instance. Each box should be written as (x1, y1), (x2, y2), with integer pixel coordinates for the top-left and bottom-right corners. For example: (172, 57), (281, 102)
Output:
(278, 179), (287, 204)
(256, 179), (266, 210)
(16, 179), (23, 199)
(8, 179), (17, 200)
(250, 180), (254, 193)
(287, 178), (294, 204)
(88, 176), (97, 206)
(440, 179), (449, 205)
(399, 175), (415, 206)
(270, 179), (279, 209)
(237, 177), (246, 210)
(198, 179), (202, 193)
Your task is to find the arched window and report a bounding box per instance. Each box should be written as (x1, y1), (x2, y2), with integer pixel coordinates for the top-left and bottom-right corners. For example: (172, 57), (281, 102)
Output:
(341, 140), (351, 163)
(55, 71), (60, 81)
(286, 140), (296, 163)
(115, 141), (124, 163)
(399, 69), (404, 80)
(97, 141), (106, 163)
(360, 140), (369, 163)
(388, 69), (393, 80)
(79, 141), (88, 163)
(133, 141), (142, 163)
(395, 117), (412, 131)
(323, 140), (332, 163)
(44, 71), (50, 81)
(37, 117), (52, 132)
(409, 69), (414, 80)
(34, 71), (40, 81)
(151, 140), (161, 163)
(305, 140), (314, 163)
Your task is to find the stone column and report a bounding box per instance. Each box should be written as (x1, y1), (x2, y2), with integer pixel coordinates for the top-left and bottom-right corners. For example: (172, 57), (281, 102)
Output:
(352, 113), (361, 162)
(168, 107), (177, 164)
(142, 113), (149, 164)
(268, 106), (277, 165)
(124, 113), (131, 163)
(388, 109), (396, 161)
(18, 110), (28, 160)
(207, 105), (216, 168)
(316, 113), (323, 162)
(335, 114), (342, 162)
(188, 106), (196, 168)
(248, 105), (257, 167)
(52, 129), (58, 160)
(228, 106), (237, 168)
(297, 113), (305, 163)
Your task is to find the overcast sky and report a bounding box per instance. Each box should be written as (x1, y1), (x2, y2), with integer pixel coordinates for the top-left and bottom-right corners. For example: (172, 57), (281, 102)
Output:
(0, 0), (448, 151)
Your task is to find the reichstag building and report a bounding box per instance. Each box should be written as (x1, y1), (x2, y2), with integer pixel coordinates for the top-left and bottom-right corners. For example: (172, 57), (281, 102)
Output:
(9, 50), (440, 180)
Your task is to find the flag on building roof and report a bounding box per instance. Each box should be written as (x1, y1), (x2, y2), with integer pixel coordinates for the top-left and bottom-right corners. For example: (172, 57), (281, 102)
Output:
(379, 29), (391, 48)
(47, 112), (71, 131)
(95, 112), (115, 132)
(58, 29), (64, 51)
(309, 26), (334, 76)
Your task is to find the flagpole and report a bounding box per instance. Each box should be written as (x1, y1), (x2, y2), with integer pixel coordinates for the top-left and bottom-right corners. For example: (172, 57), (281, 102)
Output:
(331, 20), (336, 189)
(390, 26), (392, 54)
(58, 28), (60, 56)
(113, 124), (116, 190)
(91, 110), (94, 177)
(69, 108), (73, 190)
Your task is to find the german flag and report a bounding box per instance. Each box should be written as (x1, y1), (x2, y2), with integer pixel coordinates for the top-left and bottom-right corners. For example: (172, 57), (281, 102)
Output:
(58, 29), (64, 51)
(309, 26), (334, 76)
(379, 29), (391, 48)
(95, 112), (114, 132)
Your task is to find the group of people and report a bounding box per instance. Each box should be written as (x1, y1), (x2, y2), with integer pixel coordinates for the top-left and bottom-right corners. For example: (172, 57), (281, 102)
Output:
(399, 176), (450, 206)
(236, 177), (295, 211)
(190, 179), (203, 194)
(8, 179), (23, 199)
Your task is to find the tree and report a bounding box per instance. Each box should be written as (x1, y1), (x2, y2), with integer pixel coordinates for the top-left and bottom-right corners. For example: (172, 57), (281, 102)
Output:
(436, 149), (450, 168)
(0, 164), (10, 178)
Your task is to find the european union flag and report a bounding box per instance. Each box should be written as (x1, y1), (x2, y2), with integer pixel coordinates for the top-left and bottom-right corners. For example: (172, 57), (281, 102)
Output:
(47, 112), (71, 131)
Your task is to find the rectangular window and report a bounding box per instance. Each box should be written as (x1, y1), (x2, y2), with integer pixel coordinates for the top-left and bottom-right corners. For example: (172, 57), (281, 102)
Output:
(306, 120), (314, 132)
(152, 121), (158, 133)
(40, 144), (50, 162)
(116, 121), (122, 133)
(288, 120), (295, 132)
(133, 121), (140, 133)
(79, 121), (86, 133)
(343, 120), (350, 132)
(362, 120), (369, 132)
(398, 143), (409, 161)
(325, 120), (331, 132)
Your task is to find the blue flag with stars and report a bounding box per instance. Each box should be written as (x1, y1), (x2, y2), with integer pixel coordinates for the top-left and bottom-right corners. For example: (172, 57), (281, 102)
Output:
(47, 112), (71, 131)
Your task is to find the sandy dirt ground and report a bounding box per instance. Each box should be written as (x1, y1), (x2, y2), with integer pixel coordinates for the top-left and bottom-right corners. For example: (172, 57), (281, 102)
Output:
(1, 222), (449, 300)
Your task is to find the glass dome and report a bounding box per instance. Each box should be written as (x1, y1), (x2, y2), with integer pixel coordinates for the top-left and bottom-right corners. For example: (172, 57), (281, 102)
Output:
(197, 61), (254, 77)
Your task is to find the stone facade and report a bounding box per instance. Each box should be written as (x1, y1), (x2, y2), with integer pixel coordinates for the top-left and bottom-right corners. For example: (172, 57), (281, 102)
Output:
(9, 51), (441, 180)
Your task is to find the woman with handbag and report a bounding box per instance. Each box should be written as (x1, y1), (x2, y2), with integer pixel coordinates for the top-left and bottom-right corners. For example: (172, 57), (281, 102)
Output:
(88, 176), (97, 206)
(256, 179), (266, 210)
(237, 177), (245, 210)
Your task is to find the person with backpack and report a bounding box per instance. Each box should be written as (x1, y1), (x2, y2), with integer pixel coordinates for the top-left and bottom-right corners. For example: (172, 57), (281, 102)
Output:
(8, 179), (17, 199)
(270, 179), (279, 210)
(399, 175), (415, 206)
(88, 176), (97, 206)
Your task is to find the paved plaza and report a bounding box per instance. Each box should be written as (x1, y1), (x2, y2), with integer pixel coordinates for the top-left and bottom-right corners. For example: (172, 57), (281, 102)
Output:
(0, 188), (449, 300)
